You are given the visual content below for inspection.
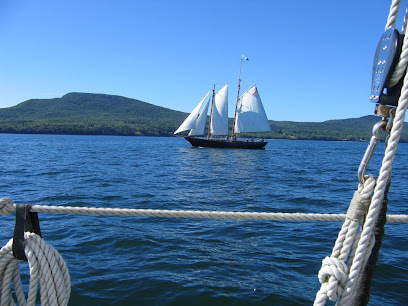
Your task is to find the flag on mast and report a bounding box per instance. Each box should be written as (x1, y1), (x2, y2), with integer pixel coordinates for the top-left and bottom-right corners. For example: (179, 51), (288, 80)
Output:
(242, 54), (249, 61)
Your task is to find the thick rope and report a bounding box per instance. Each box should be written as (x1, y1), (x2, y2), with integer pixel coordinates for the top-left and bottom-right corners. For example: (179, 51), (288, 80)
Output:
(0, 232), (70, 306)
(387, 8), (408, 87)
(314, 176), (376, 305)
(338, 59), (408, 305)
(338, 3), (408, 302)
(0, 198), (14, 216)
(314, 2), (408, 304)
(0, 198), (407, 223)
(385, 0), (401, 30)
(387, 0), (408, 88)
(402, 6), (408, 32)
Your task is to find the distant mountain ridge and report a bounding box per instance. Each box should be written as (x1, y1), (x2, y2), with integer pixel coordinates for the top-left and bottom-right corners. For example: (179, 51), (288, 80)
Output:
(0, 92), (187, 136)
(0, 92), (406, 141)
(7, 92), (185, 120)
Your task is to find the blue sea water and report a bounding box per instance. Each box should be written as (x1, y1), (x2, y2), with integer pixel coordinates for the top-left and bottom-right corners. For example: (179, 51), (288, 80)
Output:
(0, 134), (407, 305)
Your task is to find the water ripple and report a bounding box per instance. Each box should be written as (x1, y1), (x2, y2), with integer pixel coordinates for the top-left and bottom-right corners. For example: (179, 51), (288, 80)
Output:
(0, 135), (407, 305)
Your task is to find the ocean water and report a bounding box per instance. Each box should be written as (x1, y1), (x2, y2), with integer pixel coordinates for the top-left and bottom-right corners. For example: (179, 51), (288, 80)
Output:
(0, 134), (407, 305)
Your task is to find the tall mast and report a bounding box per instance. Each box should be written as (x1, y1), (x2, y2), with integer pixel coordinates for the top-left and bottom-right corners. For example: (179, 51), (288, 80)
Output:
(207, 84), (216, 139)
(231, 55), (246, 140)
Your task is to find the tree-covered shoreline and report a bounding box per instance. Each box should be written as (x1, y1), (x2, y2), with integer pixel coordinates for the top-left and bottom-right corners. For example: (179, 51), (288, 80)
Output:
(0, 92), (406, 142)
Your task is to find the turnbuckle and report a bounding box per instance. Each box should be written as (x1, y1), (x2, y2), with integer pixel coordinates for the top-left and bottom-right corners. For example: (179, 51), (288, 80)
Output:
(358, 119), (388, 184)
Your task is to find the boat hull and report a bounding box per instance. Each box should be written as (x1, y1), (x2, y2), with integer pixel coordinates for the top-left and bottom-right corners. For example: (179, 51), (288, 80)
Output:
(184, 136), (267, 149)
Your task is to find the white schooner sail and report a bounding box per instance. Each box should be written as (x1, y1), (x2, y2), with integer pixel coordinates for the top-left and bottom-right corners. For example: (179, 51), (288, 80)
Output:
(210, 84), (228, 136)
(234, 84), (271, 134)
(174, 55), (271, 149)
(173, 90), (211, 135)
(189, 98), (210, 136)
(174, 85), (229, 137)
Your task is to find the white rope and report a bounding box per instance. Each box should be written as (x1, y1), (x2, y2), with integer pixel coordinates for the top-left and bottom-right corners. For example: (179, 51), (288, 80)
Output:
(0, 232), (70, 306)
(387, 8), (408, 87)
(314, 176), (376, 305)
(337, 2), (408, 302)
(318, 5), (408, 305)
(0, 198), (407, 223)
(385, 0), (401, 30)
(338, 67), (408, 306)
(0, 198), (15, 216)
(314, 2), (408, 304)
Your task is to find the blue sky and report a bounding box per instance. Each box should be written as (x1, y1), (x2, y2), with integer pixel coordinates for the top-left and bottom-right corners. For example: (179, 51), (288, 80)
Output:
(0, 0), (407, 122)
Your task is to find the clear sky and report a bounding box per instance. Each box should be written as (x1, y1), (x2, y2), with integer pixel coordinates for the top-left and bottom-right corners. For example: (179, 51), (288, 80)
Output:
(0, 0), (407, 122)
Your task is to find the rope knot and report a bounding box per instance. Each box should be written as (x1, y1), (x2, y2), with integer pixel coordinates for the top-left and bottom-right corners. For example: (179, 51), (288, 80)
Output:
(318, 256), (348, 301)
(0, 198), (15, 216)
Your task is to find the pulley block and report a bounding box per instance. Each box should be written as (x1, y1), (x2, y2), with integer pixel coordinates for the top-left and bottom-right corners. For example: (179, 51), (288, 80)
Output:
(370, 28), (403, 107)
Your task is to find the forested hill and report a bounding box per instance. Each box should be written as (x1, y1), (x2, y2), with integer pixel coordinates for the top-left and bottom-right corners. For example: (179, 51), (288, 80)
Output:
(0, 92), (407, 141)
(0, 93), (187, 136)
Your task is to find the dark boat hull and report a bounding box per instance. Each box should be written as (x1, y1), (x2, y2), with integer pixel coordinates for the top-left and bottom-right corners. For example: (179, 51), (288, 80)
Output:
(184, 136), (267, 149)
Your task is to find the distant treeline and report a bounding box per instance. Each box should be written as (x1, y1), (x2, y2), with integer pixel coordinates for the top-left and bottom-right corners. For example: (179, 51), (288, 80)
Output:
(0, 92), (406, 142)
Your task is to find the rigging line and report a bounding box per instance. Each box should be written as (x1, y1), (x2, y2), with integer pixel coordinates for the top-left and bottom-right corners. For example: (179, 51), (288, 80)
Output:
(336, 2), (408, 303)
(387, 1), (408, 87)
(0, 199), (407, 223)
(385, 0), (401, 30)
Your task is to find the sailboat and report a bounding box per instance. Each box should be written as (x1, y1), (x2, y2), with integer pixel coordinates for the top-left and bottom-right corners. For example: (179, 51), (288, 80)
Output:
(174, 57), (271, 149)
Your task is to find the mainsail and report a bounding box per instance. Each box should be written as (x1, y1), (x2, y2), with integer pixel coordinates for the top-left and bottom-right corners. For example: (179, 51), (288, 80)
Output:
(234, 84), (271, 133)
(210, 84), (228, 136)
(174, 91), (211, 135)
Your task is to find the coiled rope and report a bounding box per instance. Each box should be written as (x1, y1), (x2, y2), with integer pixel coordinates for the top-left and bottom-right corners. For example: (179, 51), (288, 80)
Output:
(0, 232), (70, 306)
(315, 1), (408, 304)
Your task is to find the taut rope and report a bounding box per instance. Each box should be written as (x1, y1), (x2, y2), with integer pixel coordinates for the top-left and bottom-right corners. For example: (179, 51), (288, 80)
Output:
(315, 0), (408, 304)
(0, 198), (407, 223)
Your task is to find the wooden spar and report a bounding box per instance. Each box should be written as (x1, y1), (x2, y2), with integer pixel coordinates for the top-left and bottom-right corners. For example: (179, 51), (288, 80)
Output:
(231, 56), (244, 140)
(207, 84), (216, 139)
